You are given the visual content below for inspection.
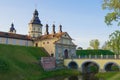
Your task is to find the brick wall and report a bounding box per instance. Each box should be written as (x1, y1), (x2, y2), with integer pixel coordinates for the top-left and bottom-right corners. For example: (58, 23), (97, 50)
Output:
(41, 57), (56, 70)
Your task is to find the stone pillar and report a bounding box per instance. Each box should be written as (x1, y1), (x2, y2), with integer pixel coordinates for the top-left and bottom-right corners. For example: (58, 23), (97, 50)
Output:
(79, 55), (80, 59)
(106, 55), (108, 59)
(45, 24), (49, 35)
(114, 55), (116, 59)
(95, 55), (97, 59)
(59, 25), (62, 33)
(89, 55), (91, 59)
(52, 24), (56, 34)
(101, 54), (103, 59)
(119, 55), (120, 59)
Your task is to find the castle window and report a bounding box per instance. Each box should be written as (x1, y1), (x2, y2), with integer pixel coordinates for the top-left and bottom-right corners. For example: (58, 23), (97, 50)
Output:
(33, 27), (35, 31)
(43, 42), (45, 44)
(33, 34), (34, 37)
(12, 39), (16, 45)
(25, 41), (28, 46)
(35, 43), (38, 47)
(47, 42), (49, 44)
(38, 28), (40, 31)
(51, 54), (54, 57)
(38, 34), (40, 37)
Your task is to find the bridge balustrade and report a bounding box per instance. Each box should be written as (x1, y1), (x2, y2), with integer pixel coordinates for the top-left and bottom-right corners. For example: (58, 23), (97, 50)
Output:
(77, 54), (120, 59)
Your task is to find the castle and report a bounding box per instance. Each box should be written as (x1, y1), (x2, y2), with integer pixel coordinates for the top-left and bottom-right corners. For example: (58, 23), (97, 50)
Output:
(0, 9), (76, 59)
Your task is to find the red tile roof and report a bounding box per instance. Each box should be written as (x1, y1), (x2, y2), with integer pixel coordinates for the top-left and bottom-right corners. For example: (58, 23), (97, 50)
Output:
(35, 32), (66, 41)
(0, 31), (33, 40)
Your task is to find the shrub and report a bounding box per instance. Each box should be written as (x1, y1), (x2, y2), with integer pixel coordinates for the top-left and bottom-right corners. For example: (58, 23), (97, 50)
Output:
(88, 66), (98, 73)
(111, 66), (119, 71)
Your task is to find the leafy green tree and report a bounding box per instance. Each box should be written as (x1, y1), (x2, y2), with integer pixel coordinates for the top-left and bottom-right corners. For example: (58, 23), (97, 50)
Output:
(102, 0), (120, 26)
(87, 47), (92, 50)
(103, 30), (120, 54)
(102, 41), (111, 50)
(89, 39), (100, 49)
(108, 30), (120, 54)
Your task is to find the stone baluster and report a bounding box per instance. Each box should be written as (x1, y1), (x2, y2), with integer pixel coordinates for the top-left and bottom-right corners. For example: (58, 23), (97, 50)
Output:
(89, 55), (91, 59)
(101, 54), (103, 59)
(79, 55), (80, 59)
(85, 55), (87, 59)
(114, 55), (116, 59)
(106, 55), (108, 59)
(95, 55), (97, 59)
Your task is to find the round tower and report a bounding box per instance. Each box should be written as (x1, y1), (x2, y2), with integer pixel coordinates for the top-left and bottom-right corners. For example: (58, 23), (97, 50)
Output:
(28, 9), (43, 39)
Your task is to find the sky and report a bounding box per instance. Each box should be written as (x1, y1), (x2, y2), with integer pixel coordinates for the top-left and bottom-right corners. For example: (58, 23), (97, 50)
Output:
(0, 0), (120, 49)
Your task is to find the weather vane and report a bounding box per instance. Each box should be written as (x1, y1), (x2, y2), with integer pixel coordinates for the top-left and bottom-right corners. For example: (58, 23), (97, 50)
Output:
(35, 3), (37, 9)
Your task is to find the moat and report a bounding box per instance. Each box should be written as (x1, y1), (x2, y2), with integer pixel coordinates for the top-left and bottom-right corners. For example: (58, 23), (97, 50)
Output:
(44, 74), (103, 80)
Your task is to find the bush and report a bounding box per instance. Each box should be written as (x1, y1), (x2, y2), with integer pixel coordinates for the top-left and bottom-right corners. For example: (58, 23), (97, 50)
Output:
(111, 66), (119, 71)
(88, 66), (98, 73)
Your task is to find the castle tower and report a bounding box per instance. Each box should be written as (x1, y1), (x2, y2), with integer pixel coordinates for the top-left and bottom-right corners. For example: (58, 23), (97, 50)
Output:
(9, 23), (16, 34)
(59, 24), (62, 33)
(44, 24), (49, 35)
(28, 9), (43, 39)
(52, 24), (56, 34)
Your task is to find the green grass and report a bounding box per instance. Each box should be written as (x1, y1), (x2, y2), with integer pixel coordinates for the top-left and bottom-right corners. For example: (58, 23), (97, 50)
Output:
(0, 44), (79, 80)
(96, 72), (120, 80)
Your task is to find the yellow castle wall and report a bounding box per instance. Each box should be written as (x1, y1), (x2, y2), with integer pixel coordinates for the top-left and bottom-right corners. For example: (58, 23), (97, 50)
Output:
(0, 37), (33, 46)
(35, 38), (58, 56)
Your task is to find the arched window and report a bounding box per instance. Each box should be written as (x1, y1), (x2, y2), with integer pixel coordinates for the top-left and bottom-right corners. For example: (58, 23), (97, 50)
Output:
(35, 43), (38, 47)
(51, 54), (54, 57)
(64, 49), (68, 58)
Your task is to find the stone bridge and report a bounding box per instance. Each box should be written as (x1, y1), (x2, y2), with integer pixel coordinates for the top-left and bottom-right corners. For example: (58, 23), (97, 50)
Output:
(64, 55), (120, 73)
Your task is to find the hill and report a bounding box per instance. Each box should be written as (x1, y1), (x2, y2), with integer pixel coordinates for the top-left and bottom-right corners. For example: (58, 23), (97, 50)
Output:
(0, 44), (79, 80)
(0, 44), (48, 80)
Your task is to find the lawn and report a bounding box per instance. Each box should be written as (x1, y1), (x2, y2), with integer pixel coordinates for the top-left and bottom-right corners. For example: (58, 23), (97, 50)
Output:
(0, 44), (79, 80)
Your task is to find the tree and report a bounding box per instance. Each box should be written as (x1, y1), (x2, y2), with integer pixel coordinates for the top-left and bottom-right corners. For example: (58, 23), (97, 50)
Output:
(87, 47), (92, 50)
(108, 30), (120, 54)
(89, 39), (100, 49)
(77, 47), (83, 50)
(102, 30), (120, 54)
(102, 41), (111, 50)
(102, 0), (120, 26)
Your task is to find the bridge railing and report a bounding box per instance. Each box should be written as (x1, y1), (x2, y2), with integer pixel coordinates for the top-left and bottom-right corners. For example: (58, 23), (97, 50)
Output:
(76, 54), (120, 59)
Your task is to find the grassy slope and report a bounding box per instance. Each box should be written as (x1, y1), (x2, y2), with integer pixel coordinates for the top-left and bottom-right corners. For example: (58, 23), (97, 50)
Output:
(96, 72), (120, 80)
(0, 44), (79, 80)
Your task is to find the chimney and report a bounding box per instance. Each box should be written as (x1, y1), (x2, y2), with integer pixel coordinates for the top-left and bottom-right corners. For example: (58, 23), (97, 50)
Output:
(52, 24), (56, 34)
(45, 24), (49, 35)
(59, 24), (62, 33)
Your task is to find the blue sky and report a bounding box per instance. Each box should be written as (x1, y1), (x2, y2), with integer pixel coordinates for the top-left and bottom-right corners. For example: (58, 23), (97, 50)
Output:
(0, 0), (120, 49)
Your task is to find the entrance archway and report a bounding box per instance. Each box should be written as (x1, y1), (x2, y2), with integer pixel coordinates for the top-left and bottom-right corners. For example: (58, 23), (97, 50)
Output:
(82, 61), (99, 73)
(64, 49), (68, 58)
(35, 43), (38, 47)
(104, 62), (119, 72)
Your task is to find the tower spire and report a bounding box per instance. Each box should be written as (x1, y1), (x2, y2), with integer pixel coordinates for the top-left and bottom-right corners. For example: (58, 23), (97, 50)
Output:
(59, 24), (62, 33)
(45, 24), (49, 35)
(28, 9), (43, 38)
(52, 24), (56, 34)
(9, 23), (16, 33)
(29, 9), (42, 25)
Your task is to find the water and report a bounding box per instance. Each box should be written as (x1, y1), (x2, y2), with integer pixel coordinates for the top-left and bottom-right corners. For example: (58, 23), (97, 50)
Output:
(43, 74), (103, 80)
